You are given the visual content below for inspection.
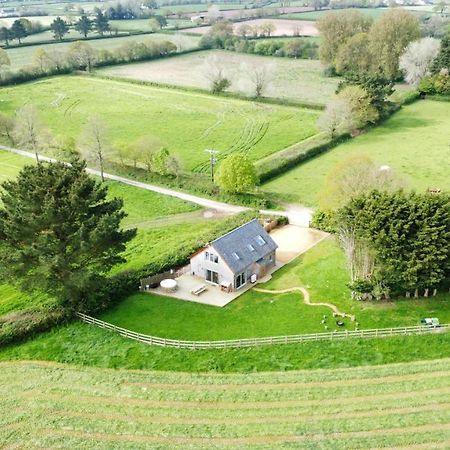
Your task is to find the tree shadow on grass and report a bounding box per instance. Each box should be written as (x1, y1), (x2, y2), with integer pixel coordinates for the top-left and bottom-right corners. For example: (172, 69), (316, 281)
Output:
(381, 115), (436, 133)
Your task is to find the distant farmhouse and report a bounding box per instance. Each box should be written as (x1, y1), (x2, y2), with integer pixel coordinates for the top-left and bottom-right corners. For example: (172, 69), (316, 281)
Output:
(190, 219), (278, 292)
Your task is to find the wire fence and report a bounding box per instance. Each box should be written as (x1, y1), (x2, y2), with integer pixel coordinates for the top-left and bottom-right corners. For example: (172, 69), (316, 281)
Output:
(76, 313), (449, 350)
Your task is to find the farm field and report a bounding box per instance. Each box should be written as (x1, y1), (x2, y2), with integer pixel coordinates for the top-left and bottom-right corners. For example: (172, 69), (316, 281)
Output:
(262, 99), (450, 205)
(282, 6), (433, 21)
(1, 359), (450, 448)
(103, 237), (450, 339)
(0, 76), (319, 172)
(99, 50), (338, 105)
(4, 33), (200, 70)
(182, 18), (319, 36)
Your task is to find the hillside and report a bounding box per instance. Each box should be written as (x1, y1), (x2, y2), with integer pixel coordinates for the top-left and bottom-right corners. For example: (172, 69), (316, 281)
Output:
(1, 359), (450, 448)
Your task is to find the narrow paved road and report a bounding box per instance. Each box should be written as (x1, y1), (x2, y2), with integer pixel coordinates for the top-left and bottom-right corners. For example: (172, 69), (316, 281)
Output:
(0, 145), (313, 226)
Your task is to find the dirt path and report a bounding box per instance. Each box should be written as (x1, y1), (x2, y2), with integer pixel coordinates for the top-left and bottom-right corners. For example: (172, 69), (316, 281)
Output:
(0, 146), (312, 225)
(253, 286), (355, 320)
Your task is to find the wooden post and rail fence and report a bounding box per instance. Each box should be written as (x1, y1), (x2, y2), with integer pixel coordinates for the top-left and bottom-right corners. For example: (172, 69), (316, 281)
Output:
(76, 312), (449, 350)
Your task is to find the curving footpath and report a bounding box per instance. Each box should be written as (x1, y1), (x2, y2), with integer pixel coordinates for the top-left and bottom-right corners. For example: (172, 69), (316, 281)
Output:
(253, 286), (356, 321)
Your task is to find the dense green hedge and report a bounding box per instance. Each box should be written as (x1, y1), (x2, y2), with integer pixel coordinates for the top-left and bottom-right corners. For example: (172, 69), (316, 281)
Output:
(0, 307), (70, 347)
(256, 133), (350, 183)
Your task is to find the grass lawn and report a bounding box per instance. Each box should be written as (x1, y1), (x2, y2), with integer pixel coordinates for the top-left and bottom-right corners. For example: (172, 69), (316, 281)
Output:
(1, 320), (450, 372)
(262, 99), (450, 205)
(0, 284), (55, 316)
(1, 359), (450, 447)
(5, 33), (200, 71)
(101, 291), (332, 339)
(103, 237), (450, 338)
(0, 76), (319, 172)
(98, 49), (339, 106)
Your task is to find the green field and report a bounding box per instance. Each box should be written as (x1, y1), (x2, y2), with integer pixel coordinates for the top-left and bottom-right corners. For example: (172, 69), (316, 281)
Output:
(262, 99), (450, 205)
(1, 359), (450, 448)
(0, 76), (319, 172)
(99, 49), (338, 106)
(4, 33), (200, 71)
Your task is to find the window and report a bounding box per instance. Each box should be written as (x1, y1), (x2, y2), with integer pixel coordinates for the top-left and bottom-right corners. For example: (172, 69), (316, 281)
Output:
(232, 252), (240, 260)
(205, 251), (218, 263)
(256, 235), (266, 246)
(247, 244), (255, 252)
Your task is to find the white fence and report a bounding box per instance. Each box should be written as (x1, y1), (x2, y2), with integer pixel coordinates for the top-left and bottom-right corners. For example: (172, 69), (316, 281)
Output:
(76, 313), (449, 350)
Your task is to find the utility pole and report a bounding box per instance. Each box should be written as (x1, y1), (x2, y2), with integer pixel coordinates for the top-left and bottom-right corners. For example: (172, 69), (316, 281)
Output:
(205, 149), (219, 183)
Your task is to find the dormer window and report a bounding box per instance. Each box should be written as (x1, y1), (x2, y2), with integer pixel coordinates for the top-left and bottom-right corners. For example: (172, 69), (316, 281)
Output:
(232, 252), (240, 260)
(247, 244), (255, 252)
(256, 235), (265, 246)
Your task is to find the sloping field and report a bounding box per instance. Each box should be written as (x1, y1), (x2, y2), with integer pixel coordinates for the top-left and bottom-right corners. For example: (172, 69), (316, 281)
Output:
(1, 359), (450, 448)
(99, 50), (338, 105)
(5, 33), (200, 71)
(262, 99), (450, 205)
(0, 76), (319, 172)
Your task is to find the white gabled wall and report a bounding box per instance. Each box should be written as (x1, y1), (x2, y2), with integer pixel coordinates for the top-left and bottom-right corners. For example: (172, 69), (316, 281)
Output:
(190, 246), (234, 286)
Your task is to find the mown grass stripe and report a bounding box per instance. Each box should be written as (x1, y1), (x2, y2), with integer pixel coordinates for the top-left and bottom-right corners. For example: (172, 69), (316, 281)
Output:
(15, 423), (450, 446)
(121, 369), (450, 390)
(14, 386), (450, 410)
(41, 402), (450, 426)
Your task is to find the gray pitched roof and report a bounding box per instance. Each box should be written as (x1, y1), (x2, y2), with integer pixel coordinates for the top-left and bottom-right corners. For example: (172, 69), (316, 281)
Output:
(211, 219), (278, 274)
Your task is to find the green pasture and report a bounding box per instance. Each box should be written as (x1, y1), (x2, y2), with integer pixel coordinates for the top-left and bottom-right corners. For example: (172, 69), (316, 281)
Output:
(4, 33), (200, 71)
(99, 49), (339, 105)
(103, 237), (450, 338)
(1, 359), (450, 447)
(262, 99), (450, 205)
(0, 76), (319, 172)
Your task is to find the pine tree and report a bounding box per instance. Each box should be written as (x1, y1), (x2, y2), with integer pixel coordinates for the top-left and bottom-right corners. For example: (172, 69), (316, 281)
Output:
(0, 158), (136, 309)
(50, 16), (69, 41)
(75, 15), (93, 38)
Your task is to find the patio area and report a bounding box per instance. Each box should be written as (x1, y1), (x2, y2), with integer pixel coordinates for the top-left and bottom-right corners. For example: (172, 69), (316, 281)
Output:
(148, 265), (279, 307)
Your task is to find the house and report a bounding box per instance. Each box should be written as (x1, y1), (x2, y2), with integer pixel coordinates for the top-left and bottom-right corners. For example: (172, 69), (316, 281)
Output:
(190, 219), (278, 291)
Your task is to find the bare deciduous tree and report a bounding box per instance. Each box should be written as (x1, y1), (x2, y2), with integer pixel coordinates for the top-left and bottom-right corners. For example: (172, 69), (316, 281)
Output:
(399, 37), (441, 85)
(79, 116), (111, 181)
(13, 105), (52, 162)
(202, 55), (231, 94)
(317, 97), (354, 138)
(247, 63), (274, 98)
(68, 41), (97, 72)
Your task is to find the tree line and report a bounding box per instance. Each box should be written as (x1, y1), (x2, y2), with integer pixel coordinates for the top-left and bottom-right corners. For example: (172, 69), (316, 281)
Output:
(0, 37), (178, 86)
(0, 18), (44, 46)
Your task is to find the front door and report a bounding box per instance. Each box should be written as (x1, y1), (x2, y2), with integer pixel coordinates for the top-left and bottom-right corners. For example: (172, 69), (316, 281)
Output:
(206, 269), (219, 284)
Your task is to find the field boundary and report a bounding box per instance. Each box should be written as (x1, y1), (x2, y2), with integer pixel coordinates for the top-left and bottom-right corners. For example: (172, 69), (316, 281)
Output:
(76, 312), (449, 349)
